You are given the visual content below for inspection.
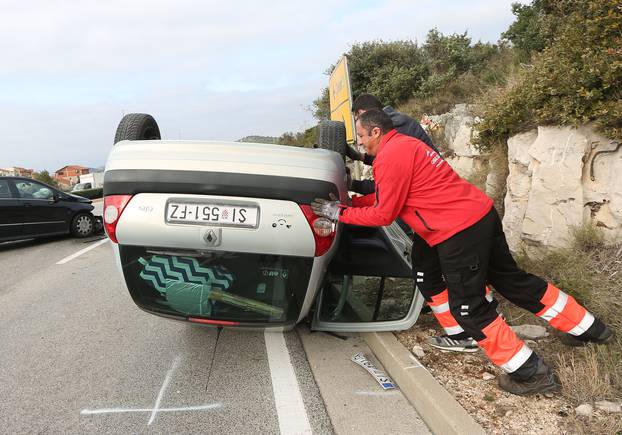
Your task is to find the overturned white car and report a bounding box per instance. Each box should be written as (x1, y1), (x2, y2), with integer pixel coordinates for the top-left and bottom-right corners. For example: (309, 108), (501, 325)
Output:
(103, 113), (424, 331)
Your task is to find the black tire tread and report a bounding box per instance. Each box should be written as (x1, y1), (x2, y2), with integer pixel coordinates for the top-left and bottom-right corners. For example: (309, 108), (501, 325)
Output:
(318, 121), (347, 155)
(114, 113), (161, 144)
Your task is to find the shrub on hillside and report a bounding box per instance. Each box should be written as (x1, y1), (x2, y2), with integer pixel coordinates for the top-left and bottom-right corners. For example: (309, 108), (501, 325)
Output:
(312, 33), (509, 120)
(476, 0), (622, 151)
(72, 188), (103, 199)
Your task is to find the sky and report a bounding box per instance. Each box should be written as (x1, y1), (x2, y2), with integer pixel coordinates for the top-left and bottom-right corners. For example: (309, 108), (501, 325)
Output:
(0, 0), (528, 172)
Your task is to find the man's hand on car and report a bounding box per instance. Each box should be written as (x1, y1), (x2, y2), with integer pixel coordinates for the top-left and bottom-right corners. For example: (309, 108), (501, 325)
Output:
(346, 145), (363, 161)
(311, 194), (343, 221)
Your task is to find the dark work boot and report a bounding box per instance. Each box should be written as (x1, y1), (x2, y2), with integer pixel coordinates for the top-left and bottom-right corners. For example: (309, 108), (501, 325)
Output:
(498, 354), (561, 396)
(558, 317), (615, 347)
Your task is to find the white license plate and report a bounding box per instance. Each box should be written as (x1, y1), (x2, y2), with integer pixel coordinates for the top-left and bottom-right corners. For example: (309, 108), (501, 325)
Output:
(166, 202), (259, 228)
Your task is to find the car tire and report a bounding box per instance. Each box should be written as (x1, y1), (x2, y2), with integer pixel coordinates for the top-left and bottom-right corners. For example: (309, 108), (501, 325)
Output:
(71, 213), (95, 238)
(114, 113), (161, 145)
(318, 120), (347, 155)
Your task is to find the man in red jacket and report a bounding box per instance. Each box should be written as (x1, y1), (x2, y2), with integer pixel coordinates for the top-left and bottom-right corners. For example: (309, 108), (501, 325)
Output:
(312, 109), (614, 395)
(347, 93), (484, 352)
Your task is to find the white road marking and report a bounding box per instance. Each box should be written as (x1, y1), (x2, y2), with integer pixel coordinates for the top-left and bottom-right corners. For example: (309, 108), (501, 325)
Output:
(149, 356), (181, 425)
(264, 331), (312, 435)
(56, 238), (109, 264)
(81, 404), (222, 415)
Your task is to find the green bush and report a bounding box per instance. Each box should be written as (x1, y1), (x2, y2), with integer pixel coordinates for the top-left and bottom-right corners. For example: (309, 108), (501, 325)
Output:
(502, 0), (563, 60)
(312, 31), (512, 121)
(347, 40), (428, 107)
(72, 188), (103, 199)
(476, 0), (622, 150)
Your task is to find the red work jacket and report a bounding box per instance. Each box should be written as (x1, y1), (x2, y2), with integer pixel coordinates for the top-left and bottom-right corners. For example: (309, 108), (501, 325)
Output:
(339, 129), (493, 246)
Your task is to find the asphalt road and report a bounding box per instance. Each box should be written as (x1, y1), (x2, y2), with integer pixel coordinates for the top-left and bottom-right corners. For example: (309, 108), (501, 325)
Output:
(0, 200), (430, 435)
(0, 233), (333, 434)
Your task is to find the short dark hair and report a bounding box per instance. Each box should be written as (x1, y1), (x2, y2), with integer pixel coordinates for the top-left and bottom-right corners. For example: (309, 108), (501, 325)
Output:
(357, 109), (393, 134)
(352, 94), (382, 113)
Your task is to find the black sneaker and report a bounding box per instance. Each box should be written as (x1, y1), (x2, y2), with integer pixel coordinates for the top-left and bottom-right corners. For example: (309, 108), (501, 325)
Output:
(427, 335), (479, 353)
(559, 322), (615, 347)
(498, 360), (561, 396)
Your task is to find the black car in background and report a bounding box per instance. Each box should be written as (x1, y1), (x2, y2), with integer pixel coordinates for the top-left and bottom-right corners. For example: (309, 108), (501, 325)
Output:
(0, 176), (97, 242)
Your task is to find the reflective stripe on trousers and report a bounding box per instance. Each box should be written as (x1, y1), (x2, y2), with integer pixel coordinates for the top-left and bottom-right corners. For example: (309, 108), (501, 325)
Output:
(536, 283), (595, 336)
(478, 315), (533, 373)
(428, 287), (494, 336)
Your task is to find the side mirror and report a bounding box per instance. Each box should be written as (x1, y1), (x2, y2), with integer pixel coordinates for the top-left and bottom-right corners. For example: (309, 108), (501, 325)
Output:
(51, 193), (61, 203)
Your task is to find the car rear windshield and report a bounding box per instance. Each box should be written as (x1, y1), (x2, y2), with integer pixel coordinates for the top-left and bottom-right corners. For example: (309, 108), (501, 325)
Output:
(119, 246), (313, 325)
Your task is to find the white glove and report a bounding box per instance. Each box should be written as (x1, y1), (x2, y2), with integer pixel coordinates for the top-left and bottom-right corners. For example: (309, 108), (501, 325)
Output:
(311, 195), (343, 221)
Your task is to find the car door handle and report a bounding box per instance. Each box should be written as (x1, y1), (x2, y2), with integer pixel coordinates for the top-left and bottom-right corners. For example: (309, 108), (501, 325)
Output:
(23, 202), (32, 207)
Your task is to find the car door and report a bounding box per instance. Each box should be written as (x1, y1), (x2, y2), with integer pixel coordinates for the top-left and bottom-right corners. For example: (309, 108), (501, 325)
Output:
(14, 179), (68, 237)
(312, 220), (425, 332)
(0, 179), (23, 241)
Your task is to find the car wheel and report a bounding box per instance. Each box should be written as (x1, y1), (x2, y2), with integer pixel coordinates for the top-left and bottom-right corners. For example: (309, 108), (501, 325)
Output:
(113, 113), (161, 145)
(71, 213), (95, 238)
(318, 120), (347, 155)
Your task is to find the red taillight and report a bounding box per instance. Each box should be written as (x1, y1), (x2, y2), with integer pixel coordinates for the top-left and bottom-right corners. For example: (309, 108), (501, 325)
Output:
(299, 205), (337, 256)
(103, 194), (133, 244)
(188, 317), (240, 326)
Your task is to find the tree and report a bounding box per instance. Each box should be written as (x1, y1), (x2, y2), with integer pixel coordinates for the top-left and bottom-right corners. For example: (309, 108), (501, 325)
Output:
(502, 0), (583, 61)
(347, 40), (427, 106)
(478, 0), (622, 150)
(310, 87), (330, 122)
(33, 170), (59, 187)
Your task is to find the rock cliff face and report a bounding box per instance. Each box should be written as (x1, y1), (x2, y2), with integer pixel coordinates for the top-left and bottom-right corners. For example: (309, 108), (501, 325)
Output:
(427, 107), (621, 254)
(428, 104), (488, 184)
(503, 125), (621, 254)
(356, 104), (621, 254)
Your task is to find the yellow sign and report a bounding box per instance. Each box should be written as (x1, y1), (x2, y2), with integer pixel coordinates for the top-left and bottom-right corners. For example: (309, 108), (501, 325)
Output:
(328, 56), (355, 144)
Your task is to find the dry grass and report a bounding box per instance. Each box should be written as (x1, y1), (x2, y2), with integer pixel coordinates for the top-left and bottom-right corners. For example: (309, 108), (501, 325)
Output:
(557, 347), (614, 404)
(568, 414), (622, 435)
(511, 225), (622, 433)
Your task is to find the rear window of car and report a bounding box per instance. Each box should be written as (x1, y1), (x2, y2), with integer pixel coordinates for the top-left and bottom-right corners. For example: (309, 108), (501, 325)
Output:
(119, 246), (313, 325)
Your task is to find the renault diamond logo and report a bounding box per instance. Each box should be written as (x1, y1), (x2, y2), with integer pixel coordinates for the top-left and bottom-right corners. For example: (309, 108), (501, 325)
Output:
(203, 228), (221, 246)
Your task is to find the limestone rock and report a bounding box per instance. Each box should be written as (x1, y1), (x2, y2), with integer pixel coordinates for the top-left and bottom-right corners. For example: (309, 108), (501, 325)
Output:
(411, 345), (425, 358)
(503, 124), (622, 254)
(575, 403), (593, 417)
(451, 124), (480, 157)
(482, 372), (495, 381)
(511, 325), (549, 340)
(521, 126), (587, 251)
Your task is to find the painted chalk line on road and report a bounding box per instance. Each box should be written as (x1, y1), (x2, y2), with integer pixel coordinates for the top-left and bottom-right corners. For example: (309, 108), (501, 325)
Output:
(264, 331), (312, 435)
(148, 355), (181, 425)
(81, 404), (222, 415)
(56, 238), (109, 264)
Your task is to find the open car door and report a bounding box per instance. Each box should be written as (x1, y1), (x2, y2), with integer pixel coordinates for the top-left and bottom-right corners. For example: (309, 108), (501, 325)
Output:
(312, 221), (425, 332)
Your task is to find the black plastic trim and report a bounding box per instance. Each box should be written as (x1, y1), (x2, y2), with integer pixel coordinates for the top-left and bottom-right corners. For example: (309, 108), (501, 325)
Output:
(104, 169), (338, 204)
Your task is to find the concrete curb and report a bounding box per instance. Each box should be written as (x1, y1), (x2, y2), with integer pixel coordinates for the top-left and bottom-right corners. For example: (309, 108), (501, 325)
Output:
(362, 331), (485, 435)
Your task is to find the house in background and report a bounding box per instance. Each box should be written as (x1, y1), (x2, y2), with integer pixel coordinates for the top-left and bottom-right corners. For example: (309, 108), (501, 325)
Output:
(54, 165), (90, 188)
(0, 167), (34, 177)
